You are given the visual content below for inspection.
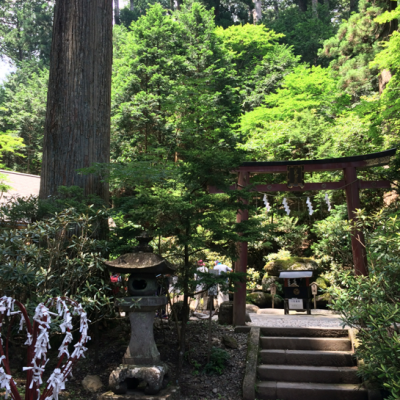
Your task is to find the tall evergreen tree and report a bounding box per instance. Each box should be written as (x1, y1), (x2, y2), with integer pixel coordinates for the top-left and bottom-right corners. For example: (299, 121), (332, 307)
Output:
(40, 0), (113, 203)
(0, 0), (54, 66)
(320, 0), (398, 97)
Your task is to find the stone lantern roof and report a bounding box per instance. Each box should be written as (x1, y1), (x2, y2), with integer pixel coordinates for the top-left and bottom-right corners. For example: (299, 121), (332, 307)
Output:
(104, 232), (175, 275)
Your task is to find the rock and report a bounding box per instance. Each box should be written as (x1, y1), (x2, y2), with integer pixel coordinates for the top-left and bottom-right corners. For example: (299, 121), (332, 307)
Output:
(222, 335), (238, 349)
(263, 256), (318, 277)
(316, 276), (329, 289)
(218, 301), (233, 325)
(82, 375), (103, 392)
(245, 304), (259, 313)
(109, 364), (168, 395)
(171, 301), (190, 322)
(245, 312), (252, 323)
(247, 292), (283, 308)
(212, 388), (218, 393)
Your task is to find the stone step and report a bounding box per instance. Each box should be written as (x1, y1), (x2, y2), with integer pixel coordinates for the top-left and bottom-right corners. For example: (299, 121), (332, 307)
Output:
(260, 336), (351, 351)
(258, 365), (360, 384)
(257, 381), (368, 400)
(260, 349), (355, 366)
(260, 327), (349, 338)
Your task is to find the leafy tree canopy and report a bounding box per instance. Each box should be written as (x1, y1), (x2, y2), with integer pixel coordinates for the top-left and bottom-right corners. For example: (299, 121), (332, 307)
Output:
(0, 0), (53, 66)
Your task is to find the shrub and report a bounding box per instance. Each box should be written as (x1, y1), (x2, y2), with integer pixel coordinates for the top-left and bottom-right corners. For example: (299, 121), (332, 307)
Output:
(0, 207), (114, 321)
(328, 207), (400, 399)
(311, 204), (352, 268)
(204, 347), (230, 375)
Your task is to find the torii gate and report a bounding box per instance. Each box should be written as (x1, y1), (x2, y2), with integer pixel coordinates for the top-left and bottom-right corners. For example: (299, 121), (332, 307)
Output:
(209, 148), (396, 325)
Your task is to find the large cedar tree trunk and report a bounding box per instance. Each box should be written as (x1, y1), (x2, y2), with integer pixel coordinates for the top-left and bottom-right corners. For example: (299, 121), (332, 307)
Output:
(40, 0), (112, 204)
(252, 0), (262, 23)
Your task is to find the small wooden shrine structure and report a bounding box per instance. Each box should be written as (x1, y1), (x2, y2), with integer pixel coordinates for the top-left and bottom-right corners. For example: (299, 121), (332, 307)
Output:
(279, 270), (313, 315)
(210, 148), (396, 325)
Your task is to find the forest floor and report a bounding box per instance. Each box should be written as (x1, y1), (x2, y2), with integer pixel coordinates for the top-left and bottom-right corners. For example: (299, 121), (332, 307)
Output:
(7, 318), (248, 400)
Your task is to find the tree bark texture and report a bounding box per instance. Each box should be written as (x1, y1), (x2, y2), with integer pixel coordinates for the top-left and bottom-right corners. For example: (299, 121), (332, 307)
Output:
(130, 0), (135, 11)
(114, 0), (120, 24)
(298, 0), (307, 12)
(252, 0), (262, 23)
(312, 0), (318, 17)
(40, 0), (112, 204)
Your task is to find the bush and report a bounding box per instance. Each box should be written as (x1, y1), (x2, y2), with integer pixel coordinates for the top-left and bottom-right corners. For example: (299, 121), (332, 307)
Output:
(0, 207), (114, 321)
(328, 207), (400, 399)
(204, 347), (230, 375)
(311, 204), (352, 268)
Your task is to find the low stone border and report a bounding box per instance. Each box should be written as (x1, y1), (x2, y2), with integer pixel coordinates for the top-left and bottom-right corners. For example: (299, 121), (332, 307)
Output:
(242, 327), (260, 400)
(98, 386), (180, 400)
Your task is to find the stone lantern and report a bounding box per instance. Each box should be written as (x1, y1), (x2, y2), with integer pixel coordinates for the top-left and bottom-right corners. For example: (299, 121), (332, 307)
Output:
(102, 232), (176, 397)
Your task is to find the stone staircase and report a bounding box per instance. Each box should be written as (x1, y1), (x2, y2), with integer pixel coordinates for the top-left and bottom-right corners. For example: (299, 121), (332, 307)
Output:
(256, 327), (368, 400)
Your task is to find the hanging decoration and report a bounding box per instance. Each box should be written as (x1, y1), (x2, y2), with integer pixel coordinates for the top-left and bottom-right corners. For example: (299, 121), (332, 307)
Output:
(306, 197), (314, 216)
(0, 296), (90, 400)
(262, 194), (271, 212)
(282, 198), (290, 215)
(325, 193), (331, 211)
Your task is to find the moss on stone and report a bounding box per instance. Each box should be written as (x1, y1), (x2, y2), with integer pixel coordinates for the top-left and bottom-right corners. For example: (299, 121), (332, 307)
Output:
(263, 256), (318, 276)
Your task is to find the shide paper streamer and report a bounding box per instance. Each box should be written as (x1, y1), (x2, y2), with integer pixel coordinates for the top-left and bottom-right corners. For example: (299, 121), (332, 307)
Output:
(0, 296), (90, 400)
(325, 193), (332, 211)
(282, 197), (290, 215)
(306, 197), (314, 216)
(262, 194), (271, 212)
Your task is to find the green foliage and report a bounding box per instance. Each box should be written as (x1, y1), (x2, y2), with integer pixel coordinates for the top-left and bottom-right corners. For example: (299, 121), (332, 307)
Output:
(244, 64), (348, 123)
(0, 186), (106, 225)
(203, 347), (230, 375)
(0, 130), (25, 167)
(367, 6), (400, 146)
(0, 66), (48, 173)
(200, 0), (253, 28)
(0, 0), (53, 66)
(109, 3), (263, 315)
(0, 172), (11, 194)
(311, 204), (353, 267)
(246, 267), (262, 290)
(264, 3), (336, 66)
(0, 208), (113, 320)
(328, 207), (400, 398)
(320, 0), (397, 97)
(216, 23), (299, 111)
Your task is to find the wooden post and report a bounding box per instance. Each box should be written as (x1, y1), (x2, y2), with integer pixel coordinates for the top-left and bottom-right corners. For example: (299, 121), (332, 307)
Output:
(233, 172), (249, 326)
(270, 284), (276, 309)
(344, 167), (368, 276)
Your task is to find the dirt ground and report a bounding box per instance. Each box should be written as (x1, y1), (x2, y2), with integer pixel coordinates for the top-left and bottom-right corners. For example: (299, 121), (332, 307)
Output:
(7, 317), (248, 400)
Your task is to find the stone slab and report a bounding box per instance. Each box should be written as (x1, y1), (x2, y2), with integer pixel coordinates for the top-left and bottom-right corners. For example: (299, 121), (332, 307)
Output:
(242, 327), (260, 400)
(260, 327), (349, 338)
(258, 364), (360, 384)
(98, 387), (179, 400)
(257, 381), (368, 400)
(260, 336), (352, 351)
(260, 349), (355, 367)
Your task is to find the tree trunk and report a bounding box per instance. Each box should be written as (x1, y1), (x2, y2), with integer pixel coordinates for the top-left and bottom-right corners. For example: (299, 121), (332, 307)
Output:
(114, 0), (120, 25)
(312, 0), (318, 17)
(273, 0), (279, 17)
(252, 0), (262, 23)
(130, 0), (134, 11)
(40, 0), (112, 204)
(298, 0), (307, 12)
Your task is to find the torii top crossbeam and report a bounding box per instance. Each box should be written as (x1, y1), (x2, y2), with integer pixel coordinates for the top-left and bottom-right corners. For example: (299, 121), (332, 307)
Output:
(209, 148), (397, 326)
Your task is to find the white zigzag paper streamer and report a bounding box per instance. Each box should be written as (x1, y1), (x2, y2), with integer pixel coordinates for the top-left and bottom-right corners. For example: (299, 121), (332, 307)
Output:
(262, 194), (271, 212)
(325, 193), (331, 211)
(306, 197), (313, 216)
(282, 198), (290, 215)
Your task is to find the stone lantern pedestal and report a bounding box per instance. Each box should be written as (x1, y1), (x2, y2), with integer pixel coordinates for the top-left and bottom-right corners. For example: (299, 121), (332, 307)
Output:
(98, 233), (179, 400)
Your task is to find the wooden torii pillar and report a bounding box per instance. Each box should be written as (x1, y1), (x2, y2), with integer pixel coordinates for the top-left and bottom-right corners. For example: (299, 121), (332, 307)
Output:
(210, 149), (396, 326)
